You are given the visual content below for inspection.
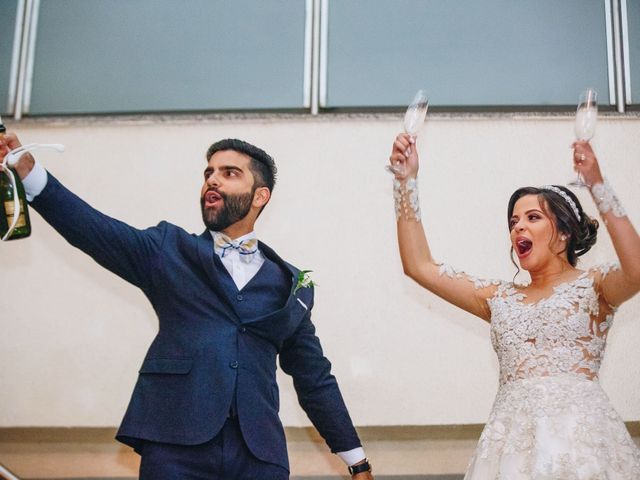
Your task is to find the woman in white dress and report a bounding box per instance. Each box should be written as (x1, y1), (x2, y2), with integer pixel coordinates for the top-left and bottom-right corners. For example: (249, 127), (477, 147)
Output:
(389, 133), (640, 479)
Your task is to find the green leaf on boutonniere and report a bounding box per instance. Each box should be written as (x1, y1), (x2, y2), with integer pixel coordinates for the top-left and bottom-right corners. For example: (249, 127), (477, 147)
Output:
(294, 269), (316, 294)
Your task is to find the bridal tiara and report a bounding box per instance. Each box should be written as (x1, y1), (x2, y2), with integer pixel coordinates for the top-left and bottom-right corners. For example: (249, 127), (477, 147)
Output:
(540, 185), (581, 221)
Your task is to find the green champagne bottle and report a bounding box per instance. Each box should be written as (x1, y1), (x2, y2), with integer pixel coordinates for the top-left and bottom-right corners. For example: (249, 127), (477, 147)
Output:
(0, 123), (31, 240)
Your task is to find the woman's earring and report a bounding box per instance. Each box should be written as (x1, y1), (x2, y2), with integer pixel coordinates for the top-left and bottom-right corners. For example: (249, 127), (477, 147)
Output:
(560, 235), (567, 241)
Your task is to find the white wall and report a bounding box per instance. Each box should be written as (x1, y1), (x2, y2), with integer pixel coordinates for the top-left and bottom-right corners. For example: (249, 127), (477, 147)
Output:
(1, 113), (639, 427)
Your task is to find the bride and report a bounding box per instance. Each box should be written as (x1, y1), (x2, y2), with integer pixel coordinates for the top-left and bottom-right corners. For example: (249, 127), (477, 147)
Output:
(389, 133), (640, 479)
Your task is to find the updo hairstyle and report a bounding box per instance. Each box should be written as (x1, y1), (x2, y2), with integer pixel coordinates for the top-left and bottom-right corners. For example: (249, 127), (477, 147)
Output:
(507, 185), (599, 267)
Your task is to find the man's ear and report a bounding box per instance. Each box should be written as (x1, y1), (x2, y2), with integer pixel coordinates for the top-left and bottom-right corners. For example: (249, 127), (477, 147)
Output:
(253, 187), (271, 209)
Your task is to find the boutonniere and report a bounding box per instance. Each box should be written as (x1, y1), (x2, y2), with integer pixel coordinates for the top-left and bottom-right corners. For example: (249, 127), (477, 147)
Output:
(294, 269), (316, 294)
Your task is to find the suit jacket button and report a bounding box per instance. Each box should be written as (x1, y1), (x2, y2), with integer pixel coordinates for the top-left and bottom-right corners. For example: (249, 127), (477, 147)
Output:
(236, 294), (243, 301)
(239, 326), (247, 333)
(229, 361), (239, 369)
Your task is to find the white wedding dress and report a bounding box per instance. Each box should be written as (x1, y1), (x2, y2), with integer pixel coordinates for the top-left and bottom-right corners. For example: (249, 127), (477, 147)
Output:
(456, 263), (640, 479)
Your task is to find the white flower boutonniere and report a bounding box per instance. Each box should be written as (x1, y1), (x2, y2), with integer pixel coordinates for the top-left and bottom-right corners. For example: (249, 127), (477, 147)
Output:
(294, 270), (316, 294)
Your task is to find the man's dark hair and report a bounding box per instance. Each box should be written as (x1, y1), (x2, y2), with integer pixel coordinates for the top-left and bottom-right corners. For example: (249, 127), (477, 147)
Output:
(206, 139), (277, 192)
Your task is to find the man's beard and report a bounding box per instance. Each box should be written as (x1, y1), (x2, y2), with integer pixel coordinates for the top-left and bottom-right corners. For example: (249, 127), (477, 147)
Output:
(201, 189), (254, 232)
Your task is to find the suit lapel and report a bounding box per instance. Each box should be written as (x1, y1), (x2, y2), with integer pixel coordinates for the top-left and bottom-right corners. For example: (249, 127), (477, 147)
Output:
(258, 241), (296, 298)
(238, 241), (301, 327)
(196, 230), (240, 318)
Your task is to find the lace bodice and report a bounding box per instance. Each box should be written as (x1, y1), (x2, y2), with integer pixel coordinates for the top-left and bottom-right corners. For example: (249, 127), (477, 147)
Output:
(488, 264), (618, 385)
(443, 262), (640, 479)
(438, 262), (619, 386)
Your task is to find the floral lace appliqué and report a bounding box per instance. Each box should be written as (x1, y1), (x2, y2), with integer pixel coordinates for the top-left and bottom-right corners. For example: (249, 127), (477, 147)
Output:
(488, 270), (613, 385)
(464, 262), (639, 479)
(437, 263), (501, 290)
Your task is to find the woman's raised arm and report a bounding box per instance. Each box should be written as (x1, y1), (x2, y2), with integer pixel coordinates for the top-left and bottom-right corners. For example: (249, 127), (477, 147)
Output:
(574, 141), (640, 306)
(391, 133), (498, 321)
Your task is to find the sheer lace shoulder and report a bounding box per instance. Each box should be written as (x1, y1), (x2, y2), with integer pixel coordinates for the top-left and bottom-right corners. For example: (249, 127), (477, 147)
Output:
(437, 262), (502, 290)
(588, 262), (621, 311)
(587, 261), (620, 276)
(588, 262), (621, 281)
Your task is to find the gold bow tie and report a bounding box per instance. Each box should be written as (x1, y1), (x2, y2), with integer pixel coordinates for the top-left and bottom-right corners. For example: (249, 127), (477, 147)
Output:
(214, 234), (258, 263)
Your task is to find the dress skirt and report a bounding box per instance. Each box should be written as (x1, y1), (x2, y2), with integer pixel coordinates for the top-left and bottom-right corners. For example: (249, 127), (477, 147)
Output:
(465, 376), (640, 479)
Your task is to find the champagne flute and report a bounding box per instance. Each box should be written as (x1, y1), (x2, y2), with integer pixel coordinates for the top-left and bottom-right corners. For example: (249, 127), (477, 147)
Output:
(568, 88), (597, 188)
(387, 89), (429, 177)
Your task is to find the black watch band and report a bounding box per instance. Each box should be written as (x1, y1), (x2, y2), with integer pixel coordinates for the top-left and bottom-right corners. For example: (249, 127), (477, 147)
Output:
(348, 459), (372, 475)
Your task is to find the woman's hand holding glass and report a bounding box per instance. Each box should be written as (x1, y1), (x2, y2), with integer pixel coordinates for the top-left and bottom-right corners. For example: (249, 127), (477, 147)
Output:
(569, 88), (597, 187)
(571, 140), (603, 188)
(386, 90), (428, 177)
(389, 133), (419, 181)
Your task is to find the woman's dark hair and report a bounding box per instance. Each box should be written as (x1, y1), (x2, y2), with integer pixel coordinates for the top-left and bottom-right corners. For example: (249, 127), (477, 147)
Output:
(507, 185), (599, 269)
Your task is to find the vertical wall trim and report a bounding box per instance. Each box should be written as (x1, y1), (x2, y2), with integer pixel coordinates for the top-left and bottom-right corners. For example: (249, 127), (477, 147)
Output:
(311, 0), (321, 114)
(14, 0), (39, 119)
(303, 0), (313, 108)
(7, 0), (26, 114)
(620, 0), (631, 104)
(318, 0), (328, 108)
(611, 0), (626, 112)
(21, 0), (40, 115)
(605, 0), (617, 106)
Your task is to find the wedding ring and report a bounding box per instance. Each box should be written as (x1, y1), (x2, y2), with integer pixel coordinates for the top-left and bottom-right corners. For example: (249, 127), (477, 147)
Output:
(579, 153), (586, 161)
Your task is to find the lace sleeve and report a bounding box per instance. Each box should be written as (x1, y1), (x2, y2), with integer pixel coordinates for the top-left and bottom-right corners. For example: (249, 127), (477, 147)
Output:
(590, 262), (621, 278)
(589, 262), (621, 312)
(437, 263), (502, 290)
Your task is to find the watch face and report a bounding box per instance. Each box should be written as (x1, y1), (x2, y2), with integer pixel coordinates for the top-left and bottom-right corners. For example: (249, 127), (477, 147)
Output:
(349, 461), (371, 474)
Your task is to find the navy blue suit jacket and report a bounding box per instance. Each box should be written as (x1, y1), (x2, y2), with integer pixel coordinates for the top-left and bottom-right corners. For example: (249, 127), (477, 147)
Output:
(30, 173), (361, 470)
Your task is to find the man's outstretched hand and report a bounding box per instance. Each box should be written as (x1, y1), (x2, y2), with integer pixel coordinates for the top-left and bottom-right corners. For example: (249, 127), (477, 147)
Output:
(0, 132), (35, 180)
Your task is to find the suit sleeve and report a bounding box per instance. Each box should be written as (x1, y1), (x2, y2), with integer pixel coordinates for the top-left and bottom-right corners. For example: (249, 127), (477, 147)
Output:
(278, 292), (362, 454)
(29, 172), (166, 292)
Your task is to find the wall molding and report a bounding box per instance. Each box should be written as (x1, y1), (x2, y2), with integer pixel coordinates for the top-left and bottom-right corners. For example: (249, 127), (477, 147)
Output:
(1, 422), (638, 444)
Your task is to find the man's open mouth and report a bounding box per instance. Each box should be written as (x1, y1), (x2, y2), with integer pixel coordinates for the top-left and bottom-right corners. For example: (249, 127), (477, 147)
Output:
(204, 190), (223, 208)
(516, 237), (533, 257)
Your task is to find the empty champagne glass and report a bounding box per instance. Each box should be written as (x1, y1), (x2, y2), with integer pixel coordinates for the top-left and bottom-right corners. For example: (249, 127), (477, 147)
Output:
(387, 90), (429, 177)
(568, 88), (597, 188)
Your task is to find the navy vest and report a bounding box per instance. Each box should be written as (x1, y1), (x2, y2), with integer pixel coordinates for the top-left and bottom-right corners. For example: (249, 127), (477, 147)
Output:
(212, 252), (291, 321)
(212, 252), (291, 415)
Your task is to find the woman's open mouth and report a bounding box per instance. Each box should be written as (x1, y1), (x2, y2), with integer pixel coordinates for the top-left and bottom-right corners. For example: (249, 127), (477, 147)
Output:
(515, 236), (533, 258)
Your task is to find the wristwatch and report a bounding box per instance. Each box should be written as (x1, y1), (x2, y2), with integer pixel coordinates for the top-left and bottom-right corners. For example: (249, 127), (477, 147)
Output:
(348, 458), (372, 475)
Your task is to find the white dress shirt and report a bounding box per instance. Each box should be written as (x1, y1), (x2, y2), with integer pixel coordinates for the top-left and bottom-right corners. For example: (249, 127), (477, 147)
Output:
(21, 161), (48, 199)
(22, 161), (366, 467)
(211, 231), (264, 290)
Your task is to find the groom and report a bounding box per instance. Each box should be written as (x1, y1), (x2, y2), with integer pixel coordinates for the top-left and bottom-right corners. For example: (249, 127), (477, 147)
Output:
(0, 134), (373, 479)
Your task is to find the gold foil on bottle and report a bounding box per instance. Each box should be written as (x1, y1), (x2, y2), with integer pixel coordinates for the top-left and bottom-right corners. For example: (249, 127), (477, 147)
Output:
(4, 200), (27, 228)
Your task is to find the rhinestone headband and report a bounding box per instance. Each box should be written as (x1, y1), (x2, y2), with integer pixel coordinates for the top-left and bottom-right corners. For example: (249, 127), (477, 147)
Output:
(540, 185), (581, 221)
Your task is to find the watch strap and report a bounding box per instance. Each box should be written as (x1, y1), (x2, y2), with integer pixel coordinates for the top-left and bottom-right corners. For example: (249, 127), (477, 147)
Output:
(348, 459), (372, 475)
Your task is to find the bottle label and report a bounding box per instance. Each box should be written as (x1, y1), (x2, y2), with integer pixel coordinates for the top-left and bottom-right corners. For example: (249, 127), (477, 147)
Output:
(4, 200), (27, 228)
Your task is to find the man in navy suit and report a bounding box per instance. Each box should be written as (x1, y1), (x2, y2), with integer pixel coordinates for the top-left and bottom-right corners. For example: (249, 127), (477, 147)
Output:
(1, 133), (374, 479)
